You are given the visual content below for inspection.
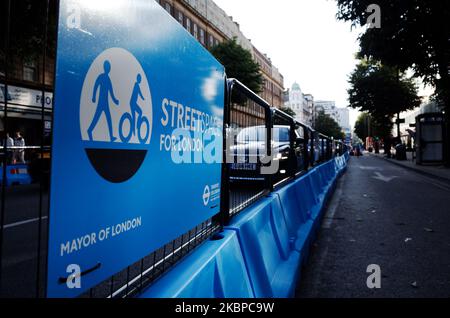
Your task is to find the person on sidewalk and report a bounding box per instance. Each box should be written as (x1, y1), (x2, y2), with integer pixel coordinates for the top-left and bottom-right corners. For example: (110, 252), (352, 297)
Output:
(384, 136), (393, 159)
(13, 131), (26, 164)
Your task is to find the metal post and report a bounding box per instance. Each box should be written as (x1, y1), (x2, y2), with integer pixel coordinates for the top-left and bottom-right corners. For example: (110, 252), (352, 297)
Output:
(0, 0), (11, 294)
(219, 79), (231, 225)
(289, 121), (296, 178)
(36, 0), (52, 298)
(303, 128), (309, 171)
(265, 108), (273, 192)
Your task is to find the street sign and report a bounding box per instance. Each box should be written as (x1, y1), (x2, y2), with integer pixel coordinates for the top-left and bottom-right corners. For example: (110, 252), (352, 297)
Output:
(48, 0), (225, 297)
(395, 119), (406, 124)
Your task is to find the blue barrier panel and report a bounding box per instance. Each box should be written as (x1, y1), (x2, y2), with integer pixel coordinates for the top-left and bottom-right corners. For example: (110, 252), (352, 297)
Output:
(309, 168), (328, 201)
(139, 156), (350, 299)
(275, 184), (313, 250)
(316, 165), (328, 190)
(225, 195), (301, 298)
(0, 164), (32, 186)
(294, 174), (321, 222)
(322, 161), (334, 183)
(334, 158), (341, 173)
(140, 230), (253, 298)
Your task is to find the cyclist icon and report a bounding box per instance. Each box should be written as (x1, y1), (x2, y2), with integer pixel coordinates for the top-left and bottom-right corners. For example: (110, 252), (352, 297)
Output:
(88, 60), (120, 142)
(119, 73), (150, 144)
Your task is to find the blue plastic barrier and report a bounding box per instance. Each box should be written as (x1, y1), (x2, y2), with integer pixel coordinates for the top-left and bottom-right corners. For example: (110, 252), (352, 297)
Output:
(0, 164), (32, 186)
(139, 230), (253, 298)
(225, 196), (301, 298)
(139, 154), (350, 299)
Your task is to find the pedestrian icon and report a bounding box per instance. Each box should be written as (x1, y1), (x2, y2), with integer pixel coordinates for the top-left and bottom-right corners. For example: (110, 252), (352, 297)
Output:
(88, 60), (120, 142)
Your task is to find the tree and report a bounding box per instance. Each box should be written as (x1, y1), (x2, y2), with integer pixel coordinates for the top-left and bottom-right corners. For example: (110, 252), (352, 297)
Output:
(336, 1), (450, 104)
(336, 0), (450, 161)
(314, 111), (346, 140)
(348, 59), (421, 136)
(279, 107), (297, 118)
(348, 59), (421, 116)
(354, 112), (392, 141)
(210, 38), (263, 94)
(0, 0), (58, 61)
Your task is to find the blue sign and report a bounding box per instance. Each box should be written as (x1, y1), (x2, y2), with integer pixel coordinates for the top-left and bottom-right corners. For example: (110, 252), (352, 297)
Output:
(48, 0), (224, 297)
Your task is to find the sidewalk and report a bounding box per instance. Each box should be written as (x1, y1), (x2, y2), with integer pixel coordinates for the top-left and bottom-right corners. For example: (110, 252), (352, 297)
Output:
(369, 151), (450, 185)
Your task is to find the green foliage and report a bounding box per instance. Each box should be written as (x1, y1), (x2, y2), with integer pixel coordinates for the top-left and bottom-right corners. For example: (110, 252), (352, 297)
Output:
(354, 112), (393, 140)
(348, 59), (420, 139)
(336, 0), (450, 107)
(210, 38), (263, 94)
(0, 0), (58, 61)
(314, 111), (346, 140)
(348, 59), (421, 118)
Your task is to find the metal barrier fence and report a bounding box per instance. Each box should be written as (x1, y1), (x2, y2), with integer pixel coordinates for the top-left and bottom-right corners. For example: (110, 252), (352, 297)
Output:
(223, 79), (347, 221)
(0, 0), (347, 298)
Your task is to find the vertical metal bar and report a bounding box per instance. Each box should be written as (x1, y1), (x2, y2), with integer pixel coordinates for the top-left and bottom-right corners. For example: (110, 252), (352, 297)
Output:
(36, 0), (51, 298)
(289, 120), (296, 178)
(125, 266), (130, 297)
(43, 0), (60, 299)
(219, 79), (231, 225)
(162, 244), (167, 272)
(303, 127), (309, 171)
(151, 251), (156, 281)
(0, 0), (11, 294)
(139, 258), (144, 292)
(110, 276), (114, 298)
(265, 107), (273, 192)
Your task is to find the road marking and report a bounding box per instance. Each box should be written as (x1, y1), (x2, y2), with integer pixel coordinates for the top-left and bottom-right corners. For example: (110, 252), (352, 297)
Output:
(1, 216), (48, 229)
(359, 166), (383, 171)
(372, 171), (399, 182)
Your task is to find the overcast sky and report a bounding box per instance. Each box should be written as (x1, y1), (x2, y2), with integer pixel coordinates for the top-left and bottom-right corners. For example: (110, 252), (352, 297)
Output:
(214, 0), (362, 125)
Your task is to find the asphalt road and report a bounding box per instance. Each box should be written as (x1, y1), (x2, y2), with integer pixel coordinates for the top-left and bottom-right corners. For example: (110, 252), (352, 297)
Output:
(296, 154), (450, 298)
(0, 185), (48, 298)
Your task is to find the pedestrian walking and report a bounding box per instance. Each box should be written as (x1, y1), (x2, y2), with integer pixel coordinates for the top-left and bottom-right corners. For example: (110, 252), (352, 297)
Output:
(14, 131), (26, 164)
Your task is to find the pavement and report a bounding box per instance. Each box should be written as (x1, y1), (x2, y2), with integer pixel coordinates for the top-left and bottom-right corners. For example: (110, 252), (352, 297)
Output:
(296, 154), (450, 298)
(371, 151), (450, 185)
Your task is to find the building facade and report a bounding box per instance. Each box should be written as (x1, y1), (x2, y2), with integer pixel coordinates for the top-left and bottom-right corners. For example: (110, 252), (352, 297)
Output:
(314, 100), (340, 123)
(337, 107), (351, 136)
(284, 82), (313, 125)
(314, 100), (351, 135)
(157, 0), (285, 107)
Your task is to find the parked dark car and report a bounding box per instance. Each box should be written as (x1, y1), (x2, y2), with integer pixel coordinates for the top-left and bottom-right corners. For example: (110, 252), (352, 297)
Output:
(228, 125), (304, 183)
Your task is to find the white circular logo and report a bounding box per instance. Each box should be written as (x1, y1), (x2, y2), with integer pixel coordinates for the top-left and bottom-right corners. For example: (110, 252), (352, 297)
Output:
(203, 185), (211, 206)
(80, 48), (153, 146)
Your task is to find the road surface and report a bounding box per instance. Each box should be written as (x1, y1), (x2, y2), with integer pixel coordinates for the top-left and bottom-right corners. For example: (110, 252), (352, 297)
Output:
(297, 154), (450, 298)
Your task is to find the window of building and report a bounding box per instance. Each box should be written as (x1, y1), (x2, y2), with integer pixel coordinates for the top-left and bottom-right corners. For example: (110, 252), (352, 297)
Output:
(208, 34), (214, 48)
(23, 60), (37, 82)
(193, 23), (198, 39)
(185, 17), (191, 33)
(164, 2), (172, 15)
(199, 28), (205, 45)
(177, 10), (183, 25)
